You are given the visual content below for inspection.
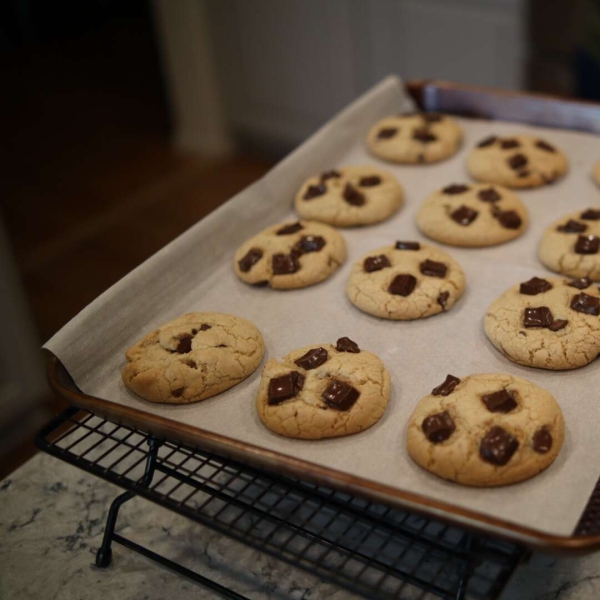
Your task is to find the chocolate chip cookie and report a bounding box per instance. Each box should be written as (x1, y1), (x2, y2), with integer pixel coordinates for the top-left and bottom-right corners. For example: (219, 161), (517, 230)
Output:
(234, 220), (346, 289)
(484, 276), (600, 370)
(539, 208), (600, 281)
(294, 166), (403, 227)
(407, 373), (565, 486)
(122, 312), (265, 404)
(366, 112), (462, 164)
(346, 241), (466, 320)
(256, 337), (390, 439)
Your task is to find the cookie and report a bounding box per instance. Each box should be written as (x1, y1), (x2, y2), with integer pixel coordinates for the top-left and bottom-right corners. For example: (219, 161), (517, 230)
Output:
(234, 220), (346, 289)
(346, 241), (466, 320)
(256, 337), (390, 439)
(466, 134), (568, 188)
(122, 312), (265, 404)
(416, 183), (528, 247)
(406, 373), (564, 486)
(538, 208), (600, 281)
(484, 275), (600, 370)
(294, 166), (403, 227)
(594, 159), (600, 188)
(366, 112), (462, 164)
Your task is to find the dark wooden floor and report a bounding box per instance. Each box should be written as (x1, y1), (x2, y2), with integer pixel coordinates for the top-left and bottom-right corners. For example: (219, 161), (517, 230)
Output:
(0, 17), (273, 477)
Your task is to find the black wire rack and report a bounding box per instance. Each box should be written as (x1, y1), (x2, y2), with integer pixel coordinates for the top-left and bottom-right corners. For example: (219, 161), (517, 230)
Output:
(36, 406), (530, 600)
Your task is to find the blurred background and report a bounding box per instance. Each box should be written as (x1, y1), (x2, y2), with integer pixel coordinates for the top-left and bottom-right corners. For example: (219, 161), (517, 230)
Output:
(0, 0), (598, 477)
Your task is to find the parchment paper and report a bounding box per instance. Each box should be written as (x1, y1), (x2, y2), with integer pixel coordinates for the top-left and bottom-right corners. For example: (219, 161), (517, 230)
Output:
(45, 76), (600, 537)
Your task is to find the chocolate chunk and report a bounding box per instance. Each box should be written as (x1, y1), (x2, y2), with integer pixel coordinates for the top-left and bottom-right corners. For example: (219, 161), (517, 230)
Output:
(575, 235), (600, 254)
(412, 127), (438, 143)
(517, 169), (530, 178)
(199, 324), (211, 331)
(276, 222), (304, 235)
(451, 205), (478, 226)
(557, 220), (587, 234)
(172, 387), (184, 398)
(238, 248), (263, 273)
(480, 427), (519, 466)
(519, 277), (553, 295)
(377, 127), (397, 139)
(388, 274), (417, 296)
(523, 306), (554, 328)
(570, 292), (600, 316)
(437, 291), (450, 310)
(336, 337), (360, 353)
(422, 112), (443, 123)
(422, 411), (455, 443)
(496, 210), (522, 229)
(293, 235), (326, 255)
(535, 140), (556, 153)
(320, 170), (341, 181)
(442, 184), (470, 195)
(359, 175), (382, 187)
(268, 372), (305, 405)
(568, 277), (592, 290)
(294, 347), (328, 370)
(432, 374), (460, 397)
(508, 154), (528, 170)
(420, 259), (447, 278)
(548, 319), (568, 331)
(501, 139), (521, 149)
(364, 254), (391, 273)
(321, 379), (360, 411)
(481, 389), (518, 413)
(175, 333), (194, 354)
(343, 183), (366, 206)
(581, 209), (600, 220)
(253, 280), (269, 287)
(395, 241), (421, 250)
(272, 253), (300, 275)
(477, 135), (497, 148)
(303, 183), (327, 200)
(478, 187), (501, 202)
(533, 427), (553, 453)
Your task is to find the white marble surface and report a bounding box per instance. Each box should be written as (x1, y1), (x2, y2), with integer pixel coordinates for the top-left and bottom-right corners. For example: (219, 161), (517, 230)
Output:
(1, 453), (600, 600)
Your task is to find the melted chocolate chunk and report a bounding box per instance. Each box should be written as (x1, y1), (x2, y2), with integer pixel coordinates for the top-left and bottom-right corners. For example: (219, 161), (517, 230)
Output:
(477, 135), (497, 148)
(412, 127), (437, 143)
(496, 210), (522, 229)
(321, 379), (360, 411)
(432, 374), (460, 396)
(481, 389), (518, 413)
(575, 235), (600, 254)
(523, 306), (554, 328)
(238, 248), (263, 273)
(451, 205), (478, 226)
(272, 253), (300, 275)
(480, 426), (519, 466)
(320, 170), (341, 181)
(377, 127), (397, 139)
(557, 220), (587, 233)
(422, 411), (456, 443)
(388, 274), (417, 297)
(535, 140), (556, 153)
(501, 139), (520, 149)
(568, 277), (592, 290)
(364, 254), (391, 273)
(508, 154), (528, 170)
(276, 222), (304, 235)
(343, 183), (366, 206)
(533, 427), (553, 453)
(420, 259), (447, 278)
(437, 291), (450, 310)
(268, 372), (305, 405)
(519, 277), (553, 295)
(422, 112), (443, 123)
(442, 184), (470, 195)
(172, 387), (184, 398)
(303, 183), (327, 200)
(548, 319), (568, 331)
(175, 334), (194, 354)
(570, 292), (600, 316)
(294, 347), (328, 370)
(359, 175), (382, 187)
(336, 337), (360, 353)
(199, 324), (211, 331)
(478, 187), (501, 202)
(395, 241), (421, 250)
(581, 209), (600, 220)
(293, 235), (326, 255)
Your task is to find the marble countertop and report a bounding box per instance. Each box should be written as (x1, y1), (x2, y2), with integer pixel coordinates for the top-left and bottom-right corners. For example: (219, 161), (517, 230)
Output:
(1, 452), (600, 600)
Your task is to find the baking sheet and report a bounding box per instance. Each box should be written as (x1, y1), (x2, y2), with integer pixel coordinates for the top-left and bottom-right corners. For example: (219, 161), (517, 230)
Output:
(45, 76), (600, 537)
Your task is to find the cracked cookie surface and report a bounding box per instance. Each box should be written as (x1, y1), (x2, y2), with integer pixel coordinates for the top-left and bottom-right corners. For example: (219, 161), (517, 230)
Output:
(484, 276), (600, 370)
(256, 338), (390, 439)
(416, 183), (528, 247)
(234, 220), (346, 289)
(294, 165), (403, 227)
(346, 242), (466, 320)
(466, 134), (568, 188)
(539, 208), (600, 281)
(407, 373), (565, 486)
(366, 112), (462, 164)
(122, 312), (265, 404)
